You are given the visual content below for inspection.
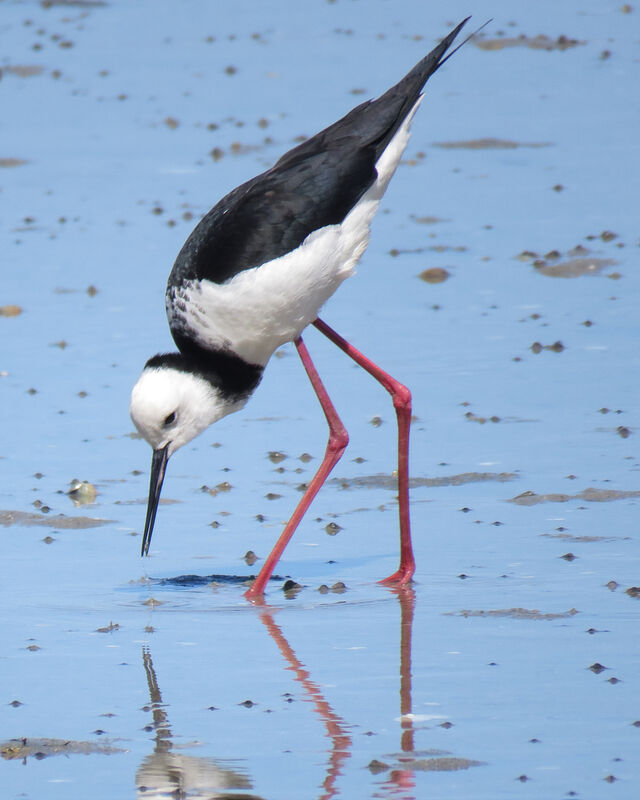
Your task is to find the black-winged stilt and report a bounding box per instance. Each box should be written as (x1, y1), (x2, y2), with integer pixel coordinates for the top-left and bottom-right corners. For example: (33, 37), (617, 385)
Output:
(130, 19), (474, 599)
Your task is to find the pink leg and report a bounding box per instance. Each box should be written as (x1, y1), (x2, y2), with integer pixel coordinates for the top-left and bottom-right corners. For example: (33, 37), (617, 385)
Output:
(313, 317), (415, 586)
(244, 336), (349, 600)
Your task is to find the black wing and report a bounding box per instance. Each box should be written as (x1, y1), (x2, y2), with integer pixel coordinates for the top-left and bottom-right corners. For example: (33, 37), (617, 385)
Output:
(169, 18), (469, 289)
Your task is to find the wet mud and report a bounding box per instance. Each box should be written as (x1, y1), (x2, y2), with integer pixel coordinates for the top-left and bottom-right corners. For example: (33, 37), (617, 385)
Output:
(474, 33), (584, 51)
(509, 488), (640, 506)
(433, 137), (551, 149)
(370, 753), (484, 773)
(330, 471), (516, 490)
(533, 257), (617, 279)
(1, 737), (126, 761)
(450, 608), (579, 621)
(419, 267), (450, 283)
(0, 509), (111, 528)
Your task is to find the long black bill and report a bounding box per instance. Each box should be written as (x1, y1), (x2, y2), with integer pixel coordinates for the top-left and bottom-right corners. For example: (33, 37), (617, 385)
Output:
(141, 443), (170, 557)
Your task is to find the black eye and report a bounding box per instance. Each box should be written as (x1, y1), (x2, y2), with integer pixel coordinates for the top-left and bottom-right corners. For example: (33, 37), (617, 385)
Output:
(163, 411), (177, 427)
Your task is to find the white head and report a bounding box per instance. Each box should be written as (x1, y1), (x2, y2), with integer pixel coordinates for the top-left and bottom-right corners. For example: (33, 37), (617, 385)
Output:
(130, 365), (239, 458)
(130, 362), (248, 555)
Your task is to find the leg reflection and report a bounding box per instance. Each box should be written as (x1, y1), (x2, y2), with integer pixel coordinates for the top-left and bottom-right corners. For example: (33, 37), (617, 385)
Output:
(386, 586), (417, 796)
(259, 609), (352, 800)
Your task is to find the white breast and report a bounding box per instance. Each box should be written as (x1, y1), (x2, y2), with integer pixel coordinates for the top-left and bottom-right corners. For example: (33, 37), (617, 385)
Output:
(168, 99), (422, 367)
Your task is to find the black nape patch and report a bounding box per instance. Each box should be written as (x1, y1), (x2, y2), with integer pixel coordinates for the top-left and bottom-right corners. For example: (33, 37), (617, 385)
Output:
(145, 338), (263, 401)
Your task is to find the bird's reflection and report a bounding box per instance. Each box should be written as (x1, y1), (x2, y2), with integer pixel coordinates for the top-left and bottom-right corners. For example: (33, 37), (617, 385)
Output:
(137, 646), (262, 800)
(137, 584), (419, 799)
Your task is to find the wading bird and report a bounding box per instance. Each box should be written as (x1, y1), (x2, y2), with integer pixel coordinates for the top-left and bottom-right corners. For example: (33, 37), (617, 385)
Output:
(130, 19), (474, 599)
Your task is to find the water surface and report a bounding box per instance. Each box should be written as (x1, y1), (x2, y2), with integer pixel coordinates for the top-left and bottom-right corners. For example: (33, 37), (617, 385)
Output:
(1, 1), (638, 798)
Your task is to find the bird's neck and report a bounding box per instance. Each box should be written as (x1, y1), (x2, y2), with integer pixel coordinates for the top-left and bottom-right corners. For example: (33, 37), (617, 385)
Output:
(149, 333), (263, 402)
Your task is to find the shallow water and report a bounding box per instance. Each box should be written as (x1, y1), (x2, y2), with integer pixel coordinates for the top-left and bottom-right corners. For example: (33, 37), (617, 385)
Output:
(1, 1), (639, 798)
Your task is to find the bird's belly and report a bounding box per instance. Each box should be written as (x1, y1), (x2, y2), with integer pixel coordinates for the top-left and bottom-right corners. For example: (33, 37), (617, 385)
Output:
(168, 203), (375, 366)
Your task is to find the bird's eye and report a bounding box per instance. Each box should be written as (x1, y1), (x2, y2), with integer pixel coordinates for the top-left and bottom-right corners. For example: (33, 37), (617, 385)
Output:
(163, 411), (177, 427)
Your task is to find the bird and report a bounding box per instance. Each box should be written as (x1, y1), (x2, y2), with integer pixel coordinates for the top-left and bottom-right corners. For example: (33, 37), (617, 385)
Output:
(130, 18), (475, 599)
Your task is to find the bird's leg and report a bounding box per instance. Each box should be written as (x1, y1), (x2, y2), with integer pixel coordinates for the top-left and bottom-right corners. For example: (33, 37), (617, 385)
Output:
(244, 336), (349, 600)
(313, 317), (415, 586)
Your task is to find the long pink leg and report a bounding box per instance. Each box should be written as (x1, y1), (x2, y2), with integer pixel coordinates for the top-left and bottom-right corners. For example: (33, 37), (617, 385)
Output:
(313, 317), (415, 586)
(244, 335), (349, 600)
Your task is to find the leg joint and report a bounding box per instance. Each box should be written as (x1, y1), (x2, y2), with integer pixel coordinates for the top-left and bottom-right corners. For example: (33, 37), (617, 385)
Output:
(392, 383), (412, 412)
(329, 426), (349, 454)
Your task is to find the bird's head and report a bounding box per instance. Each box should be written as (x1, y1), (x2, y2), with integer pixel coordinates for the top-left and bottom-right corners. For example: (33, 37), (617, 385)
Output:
(130, 355), (247, 556)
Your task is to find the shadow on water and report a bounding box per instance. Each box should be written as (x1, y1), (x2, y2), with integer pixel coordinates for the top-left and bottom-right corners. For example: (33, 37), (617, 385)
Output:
(157, 574), (286, 588)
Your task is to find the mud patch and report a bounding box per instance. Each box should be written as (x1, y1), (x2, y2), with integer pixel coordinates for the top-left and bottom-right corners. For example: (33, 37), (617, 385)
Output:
(534, 257), (616, 278)
(509, 488), (640, 506)
(465, 411), (501, 424)
(579, 488), (640, 502)
(402, 756), (484, 772)
(516, 245), (618, 278)
(449, 608), (579, 620)
(3, 65), (45, 77)
(541, 532), (630, 542)
(0, 305), (23, 317)
(330, 472), (516, 490)
(0, 509), (112, 528)
(0, 158), (29, 168)
(41, 1), (108, 7)
(433, 137), (551, 150)
(474, 34), (584, 52)
(370, 751), (484, 773)
(419, 267), (450, 283)
(114, 498), (179, 506)
(1, 737), (126, 760)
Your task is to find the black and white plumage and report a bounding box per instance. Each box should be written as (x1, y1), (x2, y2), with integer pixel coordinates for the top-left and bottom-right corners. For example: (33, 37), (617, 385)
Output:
(130, 19), (473, 597)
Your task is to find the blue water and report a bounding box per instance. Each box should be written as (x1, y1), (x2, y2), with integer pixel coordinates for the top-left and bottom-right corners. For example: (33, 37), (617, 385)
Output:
(1, 1), (639, 798)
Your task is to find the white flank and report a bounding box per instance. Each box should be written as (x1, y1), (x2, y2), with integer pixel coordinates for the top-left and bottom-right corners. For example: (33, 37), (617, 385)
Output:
(168, 98), (423, 367)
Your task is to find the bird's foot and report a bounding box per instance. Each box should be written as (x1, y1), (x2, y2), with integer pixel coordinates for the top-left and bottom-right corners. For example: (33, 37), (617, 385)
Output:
(378, 567), (415, 587)
(244, 583), (266, 602)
